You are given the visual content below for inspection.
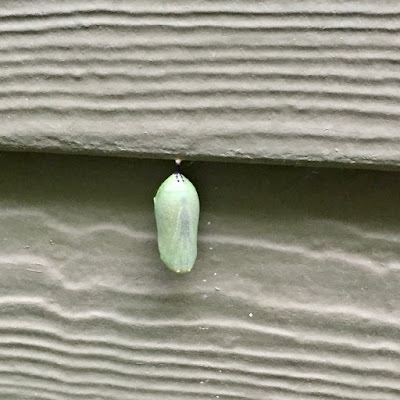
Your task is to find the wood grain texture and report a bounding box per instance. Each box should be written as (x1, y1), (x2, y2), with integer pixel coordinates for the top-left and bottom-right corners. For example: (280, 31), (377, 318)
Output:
(0, 0), (400, 169)
(0, 152), (399, 399)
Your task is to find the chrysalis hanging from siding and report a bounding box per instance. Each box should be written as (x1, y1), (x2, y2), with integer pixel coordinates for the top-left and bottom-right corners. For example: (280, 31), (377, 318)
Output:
(154, 160), (200, 273)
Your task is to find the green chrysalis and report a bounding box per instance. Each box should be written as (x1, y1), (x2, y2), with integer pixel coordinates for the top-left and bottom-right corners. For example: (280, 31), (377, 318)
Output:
(154, 160), (200, 273)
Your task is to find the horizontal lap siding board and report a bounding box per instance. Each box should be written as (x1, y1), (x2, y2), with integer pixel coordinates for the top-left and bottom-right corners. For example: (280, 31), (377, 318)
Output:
(0, 152), (399, 400)
(0, 1), (399, 169)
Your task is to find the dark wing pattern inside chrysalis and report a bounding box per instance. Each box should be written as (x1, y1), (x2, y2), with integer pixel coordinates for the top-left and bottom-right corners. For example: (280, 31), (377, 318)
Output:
(172, 201), (196, 271)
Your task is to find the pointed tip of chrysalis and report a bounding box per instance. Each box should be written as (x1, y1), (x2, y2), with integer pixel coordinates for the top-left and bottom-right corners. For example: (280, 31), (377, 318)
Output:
(175, 159), (182, 174)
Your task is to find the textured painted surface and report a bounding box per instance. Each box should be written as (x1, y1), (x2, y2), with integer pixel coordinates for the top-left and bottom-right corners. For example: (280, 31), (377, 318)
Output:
(0, 1), (400, 169)
(0, 152), (399, 399)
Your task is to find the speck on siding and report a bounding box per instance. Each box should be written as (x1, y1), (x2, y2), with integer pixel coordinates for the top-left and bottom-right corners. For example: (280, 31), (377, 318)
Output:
(249, 313), (253, 318)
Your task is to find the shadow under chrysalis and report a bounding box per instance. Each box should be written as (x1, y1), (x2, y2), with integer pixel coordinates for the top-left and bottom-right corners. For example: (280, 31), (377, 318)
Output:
(153, 160), (200, 273)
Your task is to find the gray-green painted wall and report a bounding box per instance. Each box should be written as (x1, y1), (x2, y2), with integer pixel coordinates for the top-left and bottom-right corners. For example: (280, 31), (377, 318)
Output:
(0, 0), (400, 169)
(0, 152), (399, 399)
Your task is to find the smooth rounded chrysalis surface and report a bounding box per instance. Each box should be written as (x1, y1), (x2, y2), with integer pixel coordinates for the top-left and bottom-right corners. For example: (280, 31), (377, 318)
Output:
(154, 172), (200, 273)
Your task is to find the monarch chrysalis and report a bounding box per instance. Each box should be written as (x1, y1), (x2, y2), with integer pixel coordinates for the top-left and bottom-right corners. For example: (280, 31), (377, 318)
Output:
(154, 160), (200, 273)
